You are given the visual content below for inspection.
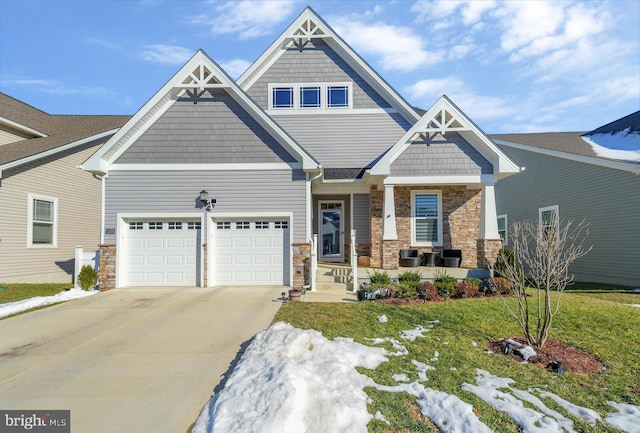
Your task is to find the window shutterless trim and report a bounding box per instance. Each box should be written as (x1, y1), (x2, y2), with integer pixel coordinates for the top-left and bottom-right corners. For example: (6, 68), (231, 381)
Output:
(27, 193), (58, 248)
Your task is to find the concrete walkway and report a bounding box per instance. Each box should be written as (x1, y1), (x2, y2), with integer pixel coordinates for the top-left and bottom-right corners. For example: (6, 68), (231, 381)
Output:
(0, 286), (284, 433)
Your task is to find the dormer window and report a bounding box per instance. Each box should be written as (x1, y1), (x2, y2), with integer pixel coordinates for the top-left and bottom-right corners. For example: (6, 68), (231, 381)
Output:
(272, 87), (294, 108)
(327, 85), (349, 108)
(300, 86), (321, 108)
(269, 83), (352, 111)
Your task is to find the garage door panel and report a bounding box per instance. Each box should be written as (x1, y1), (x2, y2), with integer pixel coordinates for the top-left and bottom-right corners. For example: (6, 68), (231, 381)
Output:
(148, 239), (164, 248)
(235, 237), (251, 248)
(166, 255), (184, 265)
(254, 254), (271, 265)
(213, 219), (288, 286)
(126, 220), (200, 287)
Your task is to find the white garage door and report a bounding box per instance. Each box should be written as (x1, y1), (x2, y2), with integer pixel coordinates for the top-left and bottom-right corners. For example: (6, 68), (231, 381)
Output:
(213, 219), (289, 285)
(126, 220), (201, 286)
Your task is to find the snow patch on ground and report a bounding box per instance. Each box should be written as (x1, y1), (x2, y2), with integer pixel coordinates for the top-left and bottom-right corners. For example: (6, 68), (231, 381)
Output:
(193, 321), (640, 433)
(0, 288), (97, 319)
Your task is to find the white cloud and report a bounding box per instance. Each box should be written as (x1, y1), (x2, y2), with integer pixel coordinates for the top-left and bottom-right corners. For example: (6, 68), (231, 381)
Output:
(406, 77), (514, 121)
(193, 0), (298, 39)
(331, 17), (441, 72)
(86, 37), (120, 50)
(141, 44), (193, 64)
(2, 77), (113, 98)
(219, 58), (252, 79)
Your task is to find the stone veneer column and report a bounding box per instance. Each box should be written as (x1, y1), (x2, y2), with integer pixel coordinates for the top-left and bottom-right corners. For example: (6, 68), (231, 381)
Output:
(477, 238), (502, 269)
(381, 240), (399, 270)
(292, 243), (311, 289)
(370, 186), (383, 268)
(98, 244), (116, 292)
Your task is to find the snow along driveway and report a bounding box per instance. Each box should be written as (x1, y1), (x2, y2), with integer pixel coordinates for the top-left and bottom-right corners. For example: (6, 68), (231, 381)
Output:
(193, 320), (640, 433)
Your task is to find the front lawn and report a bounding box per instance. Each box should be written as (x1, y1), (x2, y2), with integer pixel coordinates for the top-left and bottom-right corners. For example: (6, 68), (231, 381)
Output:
(274, 289), (639, 432)
(0, 283), (71, 304)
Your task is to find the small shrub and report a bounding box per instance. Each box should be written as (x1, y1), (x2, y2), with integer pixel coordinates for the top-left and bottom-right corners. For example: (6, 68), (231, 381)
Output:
(418, 281), (441, 301)
(433, 269), (458, 284)
(435, 281), (455, 299)
(77, 265), (98, 291)
(368, 270), (391, 285)
(488, 277), (513, 294)
(453, 281), (481, 299)
(398, 271), (422, 283)
(396, 282), (418, 300)
(464, 277), (482, 289)
(493, 248), (516, 278)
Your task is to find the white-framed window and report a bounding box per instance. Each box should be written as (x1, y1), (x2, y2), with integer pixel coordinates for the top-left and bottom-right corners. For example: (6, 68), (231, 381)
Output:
(272, 86), (294, 108)
(327, 85), (349, 107)
(539, 205), (559, 240)
(168, 222), (183, 230)
(300, 86), (321, 108)
(411, 190), (442, 246)
(187, 222), (201, 230)
(216, 221), (231, 230)
(236, 221), (250, 230)
(255, 221), (270, 229)
(149, 222), (163, 230)
(28, 193), (58, 248)
(269, 82), (352, 110)
(129, 222), (144, 230)
(274, 220), (289, 229)
(497, 214), (508, 245)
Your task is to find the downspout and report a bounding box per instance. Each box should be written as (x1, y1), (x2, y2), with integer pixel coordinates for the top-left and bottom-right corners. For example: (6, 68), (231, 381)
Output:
(100, 173), (108, 244)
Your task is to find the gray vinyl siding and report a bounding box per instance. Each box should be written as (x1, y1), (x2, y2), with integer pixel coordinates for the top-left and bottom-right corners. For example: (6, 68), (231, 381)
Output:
(103, 169), (307, 243)
(495, 146), (640, 286)
(352, 193), (370, 244)
(274, 113), (411, 168)
(246, 39), (391, 110)
(116, 91), (296, 164)
(0, 143), (104, 283)
(391, 132), (493, 176)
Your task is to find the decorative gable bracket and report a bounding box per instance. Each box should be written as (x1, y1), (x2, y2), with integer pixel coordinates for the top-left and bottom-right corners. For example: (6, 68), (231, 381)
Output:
(423, 108), (466, 135)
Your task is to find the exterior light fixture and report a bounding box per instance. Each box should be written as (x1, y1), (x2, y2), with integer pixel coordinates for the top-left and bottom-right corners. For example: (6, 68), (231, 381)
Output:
(199, 190), (217, 211)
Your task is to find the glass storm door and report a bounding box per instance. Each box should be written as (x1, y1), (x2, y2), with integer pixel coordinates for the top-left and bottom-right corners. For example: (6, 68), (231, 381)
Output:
(319, 202), (343, 262)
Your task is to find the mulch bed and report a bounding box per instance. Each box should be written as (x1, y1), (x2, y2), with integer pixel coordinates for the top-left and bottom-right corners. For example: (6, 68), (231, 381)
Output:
(487, 337), (606, 375)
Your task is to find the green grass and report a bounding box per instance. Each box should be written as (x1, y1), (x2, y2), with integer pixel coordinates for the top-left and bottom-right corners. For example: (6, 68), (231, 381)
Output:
(0, 283), (71, 304)
(274, 289), (640, 432)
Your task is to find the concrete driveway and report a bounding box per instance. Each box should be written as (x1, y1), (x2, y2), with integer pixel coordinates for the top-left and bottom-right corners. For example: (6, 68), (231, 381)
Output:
(0, 286), (284, 433)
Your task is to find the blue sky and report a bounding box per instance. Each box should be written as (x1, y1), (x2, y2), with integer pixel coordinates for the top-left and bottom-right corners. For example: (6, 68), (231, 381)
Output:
(1, 0), (639, 134)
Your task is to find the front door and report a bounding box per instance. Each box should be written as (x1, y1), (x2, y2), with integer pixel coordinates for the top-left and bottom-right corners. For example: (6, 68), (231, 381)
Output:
(319, 202), (343, 262)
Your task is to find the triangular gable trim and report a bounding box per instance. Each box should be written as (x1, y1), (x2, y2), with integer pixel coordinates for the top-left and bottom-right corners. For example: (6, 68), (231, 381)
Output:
(370, 95), (521, 177)
(82, 50), (319, 174)
(237, 6), (420, 124)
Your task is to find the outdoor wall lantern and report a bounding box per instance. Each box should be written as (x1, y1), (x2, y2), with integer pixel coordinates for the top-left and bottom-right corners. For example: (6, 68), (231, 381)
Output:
(199, 190), (217, 211)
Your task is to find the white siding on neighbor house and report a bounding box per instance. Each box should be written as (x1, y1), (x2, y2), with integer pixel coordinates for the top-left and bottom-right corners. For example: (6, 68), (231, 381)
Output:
(116, 91), (297, 164)
(0, 142), (105, 283)
(391, 132), (493, 176)
(103, 169), (307, 244)
(246, 39), (391, 110)
(495, 146), (640, 286)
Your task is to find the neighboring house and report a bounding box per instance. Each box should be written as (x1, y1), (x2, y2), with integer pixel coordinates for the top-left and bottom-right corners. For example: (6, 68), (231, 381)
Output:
(0, 92), (129, 283)
(82, 7), (520, 290)
(492, 110), (640, 287)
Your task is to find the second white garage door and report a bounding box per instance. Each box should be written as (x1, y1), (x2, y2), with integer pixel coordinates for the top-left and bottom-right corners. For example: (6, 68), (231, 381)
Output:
(213, 219), (289, 285)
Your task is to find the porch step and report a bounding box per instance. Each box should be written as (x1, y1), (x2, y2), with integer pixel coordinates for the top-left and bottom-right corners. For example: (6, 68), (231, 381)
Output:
(314, 264), (355, 291)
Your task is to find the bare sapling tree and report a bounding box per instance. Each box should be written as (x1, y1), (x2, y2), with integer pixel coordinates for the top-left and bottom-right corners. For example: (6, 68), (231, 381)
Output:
(491, 214), (591, 347)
